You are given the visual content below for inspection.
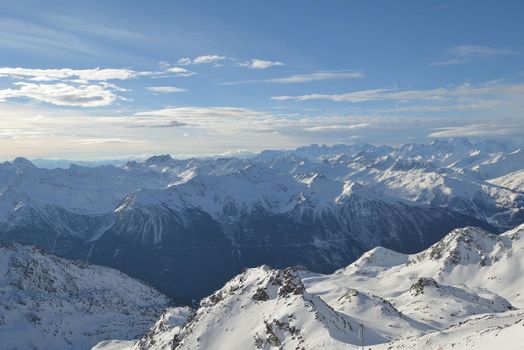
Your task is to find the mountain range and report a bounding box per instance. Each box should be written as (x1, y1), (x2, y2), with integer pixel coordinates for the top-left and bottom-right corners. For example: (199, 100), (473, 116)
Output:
(1, 138), (523, 300)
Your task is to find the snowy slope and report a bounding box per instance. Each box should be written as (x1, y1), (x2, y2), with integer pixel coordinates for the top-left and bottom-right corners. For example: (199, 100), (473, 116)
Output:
(101, 267), (387, 350)
(316, 224), (524, 309)
(96, 223), (524, 350)
(370, 310), (524, 350)
(0, 241), (171, 350)
(489, 169), (524, 192)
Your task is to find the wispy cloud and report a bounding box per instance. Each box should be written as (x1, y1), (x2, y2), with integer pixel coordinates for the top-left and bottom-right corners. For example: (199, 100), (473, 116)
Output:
(221, 70), (364, 85)
(146, 86), (188, 93)
(272, 82), (524, 102)
(450, 45), (516, 57)
(430, 45), (519, 66)
(428, 123), (524, 138)
(304, 123), (372, 132)
(237, 59), (284, 69)
(429, 59), (470, 67)
(128, 120), (188, 128)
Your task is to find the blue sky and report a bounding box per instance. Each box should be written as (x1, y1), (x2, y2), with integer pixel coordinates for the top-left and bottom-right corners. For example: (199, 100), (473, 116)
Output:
(0, 0), (523, 159)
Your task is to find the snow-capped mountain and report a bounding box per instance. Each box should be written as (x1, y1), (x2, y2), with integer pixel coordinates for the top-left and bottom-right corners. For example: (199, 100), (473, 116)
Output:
(0, 241), (171, 350)
(94, 223), (524, 350)
(0, 138), (522, 300)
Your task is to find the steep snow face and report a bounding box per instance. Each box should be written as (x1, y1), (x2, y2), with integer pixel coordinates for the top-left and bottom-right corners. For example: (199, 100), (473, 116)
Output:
(0, 241), (171, 350)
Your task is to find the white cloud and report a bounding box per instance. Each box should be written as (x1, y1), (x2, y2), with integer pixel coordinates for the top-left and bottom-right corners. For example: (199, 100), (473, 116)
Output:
(177, 54), (228, 66)
(193, 54), (227, 64)
(1, 102), (522, 160)
(146, 86), (188, 93)
(430, 45), (518, 66)
(304, 123), (372, 132)
(134, 107), (378, 135)
(165, 66), (195, 77)
(428, 124), (524, 138)
(429, 59), (469, 66)
(388, 100), (499, 113)
(269, 71), (364, 83)
(0, 82), (118, 107)
(272, 82), (524, 102)
(0, 67), (143, 82)
(222, 70), (364, 85)
(238, 59), (284, 69)
(449, 45), (516, 57)
(177, 57), (192, 66)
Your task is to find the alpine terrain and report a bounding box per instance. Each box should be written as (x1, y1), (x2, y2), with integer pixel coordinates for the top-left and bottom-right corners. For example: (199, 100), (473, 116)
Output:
(92, 223), (524, 350)
(0, 139), (522, 300)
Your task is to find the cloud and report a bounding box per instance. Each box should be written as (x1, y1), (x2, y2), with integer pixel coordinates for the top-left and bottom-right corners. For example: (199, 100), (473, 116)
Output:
(193, 54), (227, 64)
(134, 107), (379, 136)
(165, 66), (195, 77)
(272, 82), (524, 103)
(260, 71), (364, 83)
(79, 138), (145, 145)
(1, 101), (523, 160)
(146, 86), (188, 93)
(238, 59), (284, 69)
(222, 70), (364, 85)
(449, 45), (516, 57)
(304, 123), (372, 132)
(0, 82), (118, 107)
(0, 67), (145, 82)
(177, 54), (227, 66)
(428, 123), (524, 138)
(429, 59), (469, 67)
(177, 57), (193, 66)
(128, 120), (188, 128)
(430, 45), (518, 66)
(388, 100), (499, 113)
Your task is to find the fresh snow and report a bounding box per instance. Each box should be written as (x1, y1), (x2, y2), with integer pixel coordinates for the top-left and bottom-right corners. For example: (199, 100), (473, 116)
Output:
(94, 223), (524, 350)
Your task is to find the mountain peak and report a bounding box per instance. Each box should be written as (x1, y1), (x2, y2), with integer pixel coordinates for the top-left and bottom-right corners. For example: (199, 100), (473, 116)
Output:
(145, 154), (173, 165)
(12, 157), (36, 168)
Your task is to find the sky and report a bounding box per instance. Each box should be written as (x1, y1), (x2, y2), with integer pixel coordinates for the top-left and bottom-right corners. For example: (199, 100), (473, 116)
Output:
(0, 0), (523, 160)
